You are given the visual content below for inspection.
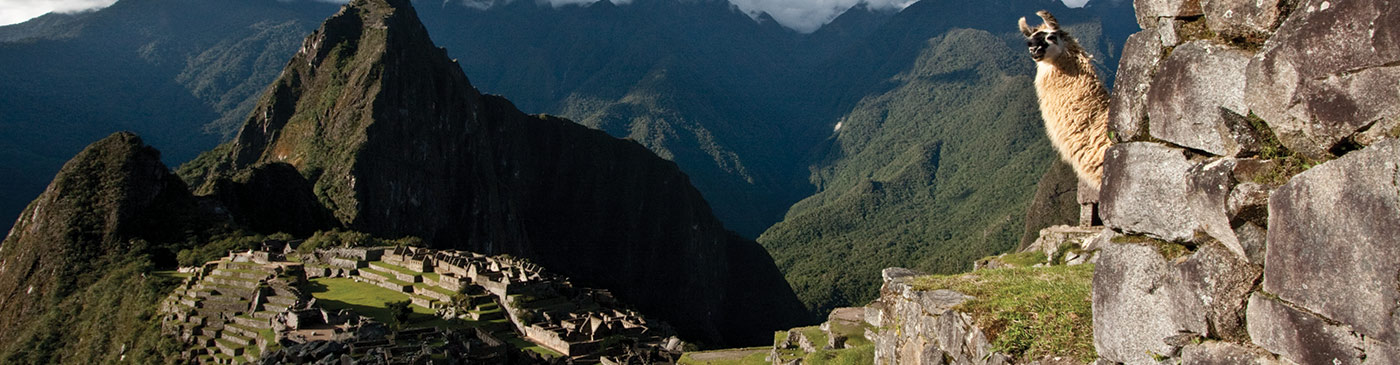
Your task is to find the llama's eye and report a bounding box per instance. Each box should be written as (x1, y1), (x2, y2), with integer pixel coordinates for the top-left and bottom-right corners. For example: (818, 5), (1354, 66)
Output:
(1026, 40), (1034, 47)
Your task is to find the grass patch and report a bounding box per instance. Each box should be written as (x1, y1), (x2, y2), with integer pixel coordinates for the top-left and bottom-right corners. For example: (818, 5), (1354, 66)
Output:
(911, 265), (1095, 363)
(307, 278), (432, 323)
(414, 283), (457, 298)
(827, 319), (873, 348)
(307, 278), (557, 357)
(357, 267), (414, 287)
(152, 270), (192, 279)
(1111, 234), (1191, 260)
(677, 347), (770, 365)
(370, 260), (424, 277)
(999, 251), (1048, 268)
(796, 326), (828, 351)
(803, 343), (875, 365)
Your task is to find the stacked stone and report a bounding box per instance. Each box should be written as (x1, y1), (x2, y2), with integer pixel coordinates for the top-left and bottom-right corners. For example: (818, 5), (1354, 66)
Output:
(1094, 0), (1400, 363)
(160, 254), (307, 364)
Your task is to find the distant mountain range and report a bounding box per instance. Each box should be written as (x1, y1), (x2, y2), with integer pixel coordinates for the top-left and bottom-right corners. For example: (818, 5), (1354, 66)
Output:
(0, 0), (1136, 314)
(0, 1), (808, 360)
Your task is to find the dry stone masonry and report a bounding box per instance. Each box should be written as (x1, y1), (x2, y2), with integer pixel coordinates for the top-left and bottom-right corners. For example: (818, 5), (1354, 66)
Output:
(162, 242), (682, 364)
(1094, 0), (1400, 363)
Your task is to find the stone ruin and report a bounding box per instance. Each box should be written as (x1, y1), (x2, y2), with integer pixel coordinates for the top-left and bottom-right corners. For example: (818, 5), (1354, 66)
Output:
(159, 244), (313, 364)
(306, 246), (683, 362)
(163, 242), (685, 363)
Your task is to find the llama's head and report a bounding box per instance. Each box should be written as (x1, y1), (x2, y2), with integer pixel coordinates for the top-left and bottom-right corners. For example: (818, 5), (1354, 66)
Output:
(1019, 10), (1073, 63)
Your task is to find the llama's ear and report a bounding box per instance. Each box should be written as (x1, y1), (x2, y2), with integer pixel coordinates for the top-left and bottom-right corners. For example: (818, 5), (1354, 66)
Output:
(1019, 17), (1034, 37)
(1037, 10), (1060, 30)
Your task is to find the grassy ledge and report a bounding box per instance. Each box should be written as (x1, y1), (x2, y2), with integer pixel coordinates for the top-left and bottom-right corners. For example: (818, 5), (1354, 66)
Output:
(911, 264), (1095, 362)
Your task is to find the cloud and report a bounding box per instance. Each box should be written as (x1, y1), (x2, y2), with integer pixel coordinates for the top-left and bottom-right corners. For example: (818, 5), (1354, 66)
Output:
(0, 0), (116, 26)
(1062, 0), (1090, 7)
(728, 0), (915, 33)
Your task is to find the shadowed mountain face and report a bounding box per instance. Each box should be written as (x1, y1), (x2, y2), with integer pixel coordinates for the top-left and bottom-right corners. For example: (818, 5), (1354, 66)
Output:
(0, 132), (206, 362)
(0, 0), (1137, 318)
(0, 0), (339, 237)
(185, 0), (808, 346)
(757, 0), (1137, 313)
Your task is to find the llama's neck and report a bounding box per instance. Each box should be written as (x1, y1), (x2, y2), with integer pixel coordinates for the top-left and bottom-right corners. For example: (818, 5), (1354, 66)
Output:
(1034, 52), (1107, 106)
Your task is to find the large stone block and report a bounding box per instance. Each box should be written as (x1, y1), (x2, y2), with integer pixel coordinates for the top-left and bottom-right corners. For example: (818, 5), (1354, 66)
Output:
(1135, 0), (1203, 29)
(1264, 138), (1400, 345)
(1109, 30), (1165, 142)
(1245, 0), (1400, 158)
(1093, 238), (1206, 364)
(1173, 242), (1260, 342)
(1201, 0), (1282, 39)
(1147, 41), (1258, 157)
(1246, 293), (1364, 365)
(1100, 143), (1250, 257)
(1180, 341), (1282, 365)
(1100, 143), (1197, 241)
(1095, 233), (1262, 364)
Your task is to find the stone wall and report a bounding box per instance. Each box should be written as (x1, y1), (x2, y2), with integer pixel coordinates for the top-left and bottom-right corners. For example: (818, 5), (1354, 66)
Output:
(864, 268), (1009, 365)
(1093, 0), (1400, 363)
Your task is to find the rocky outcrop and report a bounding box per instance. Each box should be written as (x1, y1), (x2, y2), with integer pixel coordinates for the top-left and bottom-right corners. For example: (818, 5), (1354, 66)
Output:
(866, 269), (1005, 365)
(185, 0), (807, 345)
(1200, 0), (1281, 40)
(1107, 31), (1162, 142)
(1263, 138), (1400, 347)
(1094, 0), (1400, 363)
(1146, 40), (1257, 157)
(1245, 0), (1400, 159)
(1018, 161), (1081, 250)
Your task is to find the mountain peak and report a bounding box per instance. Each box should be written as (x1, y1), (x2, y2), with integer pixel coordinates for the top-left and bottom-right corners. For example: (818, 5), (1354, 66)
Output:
(0, 131), (200, 346)
(186, 0), (809, 345)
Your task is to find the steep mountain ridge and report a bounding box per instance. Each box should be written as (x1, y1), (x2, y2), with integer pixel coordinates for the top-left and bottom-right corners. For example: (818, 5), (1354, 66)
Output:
(0, 0), (338, 235)
(0, 0), (1139, 316)
(758, 0), (1136, 312)
(0, 132), (204, 362)
(187, 0), (807, 345)
(416, 0), (817, 238)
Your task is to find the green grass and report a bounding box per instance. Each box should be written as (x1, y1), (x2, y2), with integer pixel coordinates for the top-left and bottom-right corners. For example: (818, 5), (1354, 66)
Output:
(796, 326), (828, 351)
(370, 260), (424, 277)
(414, 283), (457, 298)
(803, 343), (875, 365)
(307, 278), (432, 322)
(677, 347), (770, 365)
(827, 318), (873, 348)
(911, 265), (1095, 363)
(1111, 234), (1191, 260)
(357, 267), (414, 287)
(152, 270), (192, 279)
(307, 277), (557, 358)
(991, 251), (1048, 268)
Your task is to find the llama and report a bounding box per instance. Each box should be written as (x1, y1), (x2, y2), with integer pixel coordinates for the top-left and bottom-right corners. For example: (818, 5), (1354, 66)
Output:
(1019, 10), (1113, 187)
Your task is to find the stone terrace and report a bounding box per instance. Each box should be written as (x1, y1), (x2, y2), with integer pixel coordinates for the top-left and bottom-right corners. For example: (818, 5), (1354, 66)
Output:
(310, 246), (680, 360)
(159, 247), (308, 364)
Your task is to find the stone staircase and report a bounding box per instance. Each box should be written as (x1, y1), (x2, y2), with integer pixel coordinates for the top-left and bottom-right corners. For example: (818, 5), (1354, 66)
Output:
(160, 253), (307, 364)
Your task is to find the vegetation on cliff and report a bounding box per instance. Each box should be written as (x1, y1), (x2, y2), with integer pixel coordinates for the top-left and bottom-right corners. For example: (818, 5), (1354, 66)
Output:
(913, 265), (1096, 362)
(0, 133), (215, 363)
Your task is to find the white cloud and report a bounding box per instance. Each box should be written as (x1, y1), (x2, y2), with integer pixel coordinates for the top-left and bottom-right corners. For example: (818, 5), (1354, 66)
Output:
(728, 0), (915, 33)
(1062, 0), (1090, 7)
(0, 0), (116, 26)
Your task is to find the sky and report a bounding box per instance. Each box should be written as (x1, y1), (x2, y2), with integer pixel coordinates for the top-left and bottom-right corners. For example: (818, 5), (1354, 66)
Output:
(0, 0), (114, 26)
(0, 0), (1091, 31)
